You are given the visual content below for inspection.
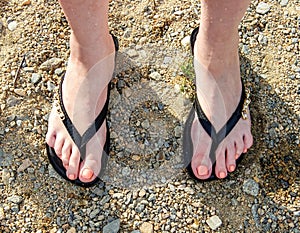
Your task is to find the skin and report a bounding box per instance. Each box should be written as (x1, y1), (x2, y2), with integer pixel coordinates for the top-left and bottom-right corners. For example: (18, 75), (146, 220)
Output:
(191, 0), (253, 179)
(46, 0), (253, 184)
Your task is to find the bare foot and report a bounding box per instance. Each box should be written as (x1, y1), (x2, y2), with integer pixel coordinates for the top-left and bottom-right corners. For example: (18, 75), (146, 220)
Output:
(46, 33), (115, 183)
(190, 28), (253, 180)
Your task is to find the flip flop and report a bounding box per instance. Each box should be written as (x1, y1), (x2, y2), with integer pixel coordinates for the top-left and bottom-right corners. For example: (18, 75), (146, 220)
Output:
(46, 35), (119, 187)
(183, 27), (251, 181)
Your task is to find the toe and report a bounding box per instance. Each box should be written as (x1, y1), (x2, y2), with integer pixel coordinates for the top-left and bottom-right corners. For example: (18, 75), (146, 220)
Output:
(225, 143), (236, 173)
(234, 138), (245, 159)
(46, 132), (56, 148)
(243, 133), (253, 153)
(61, 142), (72, 168)
(79, 157), (98, 182)
(66, 146), (81, 180)
(54, 136), (64, 158)
(215, 146), (227, 179)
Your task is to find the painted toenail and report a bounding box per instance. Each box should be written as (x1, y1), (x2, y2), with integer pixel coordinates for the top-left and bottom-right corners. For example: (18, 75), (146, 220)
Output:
(229, 165), (235, 172)
(219, 172), (227, 179)
(68, 174), (75, 180)
(82, 168), (94, 179)
(244, 148), (248, 153)
(197, 165), (208, 176)
(235, 154), (240, 159)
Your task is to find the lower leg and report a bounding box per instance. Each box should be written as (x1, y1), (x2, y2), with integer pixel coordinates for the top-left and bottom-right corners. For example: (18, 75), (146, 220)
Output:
(191, 0), (253, 179)
(46, 0), (114, 182)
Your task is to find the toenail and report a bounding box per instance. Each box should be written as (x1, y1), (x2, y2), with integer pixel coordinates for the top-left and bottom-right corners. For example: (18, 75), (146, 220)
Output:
(243, 148), (248, 153)
(219, 172), (227, 179)
(229, 165), (236, 172)
(197, 165), (209, 176)
(82, 168), (94, 179)
(68, 174), (75, 180)
(235, 154), (240, 159)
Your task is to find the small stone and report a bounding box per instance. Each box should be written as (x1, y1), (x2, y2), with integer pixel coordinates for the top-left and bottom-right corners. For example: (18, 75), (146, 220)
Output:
(280, 0), (288, 6)
(14, 89), (26, 97)
(0, 207), (5, 220)
(243, 179), (260, 196)
(17, 158), (32, 172)
(47, 81), (56, 92)
(206, 215), (222, 230)
(149, 72), (162, 81)
(141, 120), (150, 129)
(102, 219), (120, 233)
(6, 95), (21, 107)
(131, 231), (140, 233)
(54, 68), (64, 76)
(140, 222), (153, 233)
(181, 36), (190, 47)
(8, 21), (17, 31)
(127, 49), (139, 58)
(22, 0), (31, 6)
(242, 44), (250, 54)
(89, 209), (100, 219)
(256, 2), (271, 14)
(31, 73), (42, 84)
(40, 58), (63, 71)
(7, 195), (23, 204)
(174, 126), (181, 138)
(139, 189), (146, 197)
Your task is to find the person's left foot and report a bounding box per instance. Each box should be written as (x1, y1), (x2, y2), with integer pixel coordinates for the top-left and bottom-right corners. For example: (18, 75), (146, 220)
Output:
(187, 27), (253, 180)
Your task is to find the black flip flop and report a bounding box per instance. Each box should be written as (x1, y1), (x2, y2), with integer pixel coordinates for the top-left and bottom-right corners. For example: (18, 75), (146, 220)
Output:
(46, 35), (119, 187)
(183, 27), (251, 181)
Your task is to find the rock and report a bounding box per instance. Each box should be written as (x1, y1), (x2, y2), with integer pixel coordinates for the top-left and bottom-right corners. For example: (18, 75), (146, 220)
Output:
(141, 120), (150, 129)
(0, 207), (4, 220)
(47, 81), (56, 92)
(89, 209), (100, 219)
(181, 36), (190, 47)
(131, 231), (140, 233)
(66, 227), (76, 233)
(17, 158), (32, 172)
(102, 219), (120, 233)
(0, 150), (13, 166)
(127, 49), (139, 58)
(139, 189), (146, 197)
(174, 126), (181, 138)
(8, 21), (17, 31)
(149, 72), (161, 81)
(242, 44), (250, 54)
(256, 2), (271, 14)
(7, 195), (23, 204)
(6, 95), (21, 107)
(14, 88), (26, 97)
(31, 73), (42, 84)
(40, 58), (63, 71)
(206, 215), (222, 230)
(140, 222), (153, 233)
(280, 0), (288, 6)
(243, 179), (260, 196)
(22, 0), (31, 6)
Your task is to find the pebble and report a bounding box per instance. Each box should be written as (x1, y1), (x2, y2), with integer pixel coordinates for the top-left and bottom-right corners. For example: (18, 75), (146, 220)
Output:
(181, 36), (190, 47)
(141, 120), (150, 129)
(40, 58), (63, 71)
(139, 222), (153, 233)
(66, 228), (76, 233)
(102, 219), (120, 233)
(127, 49), (139, 58)
(47, 81), (56, 92)
(206, 215), (222, 230)
(22, 0), (31, 6)
(7, 195), (23, 204)
(243, 179), (260, 196)
(174, 126), (181, 138)
(256, 2), (271, 14)
(17, 158), (32, 172)
(280, 0), (289, 6)
(149, 72), (162, 81)
(31, 73), (42, 84)
(7, 21), (17, 31)
(89, 209), (100, 219)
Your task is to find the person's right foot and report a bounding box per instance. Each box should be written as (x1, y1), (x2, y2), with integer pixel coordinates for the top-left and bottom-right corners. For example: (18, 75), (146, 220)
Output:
(46, 33), (115, 183)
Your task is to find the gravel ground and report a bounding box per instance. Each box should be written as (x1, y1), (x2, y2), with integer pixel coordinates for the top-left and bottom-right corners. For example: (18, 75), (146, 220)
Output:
(0, 0), (299, 232)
